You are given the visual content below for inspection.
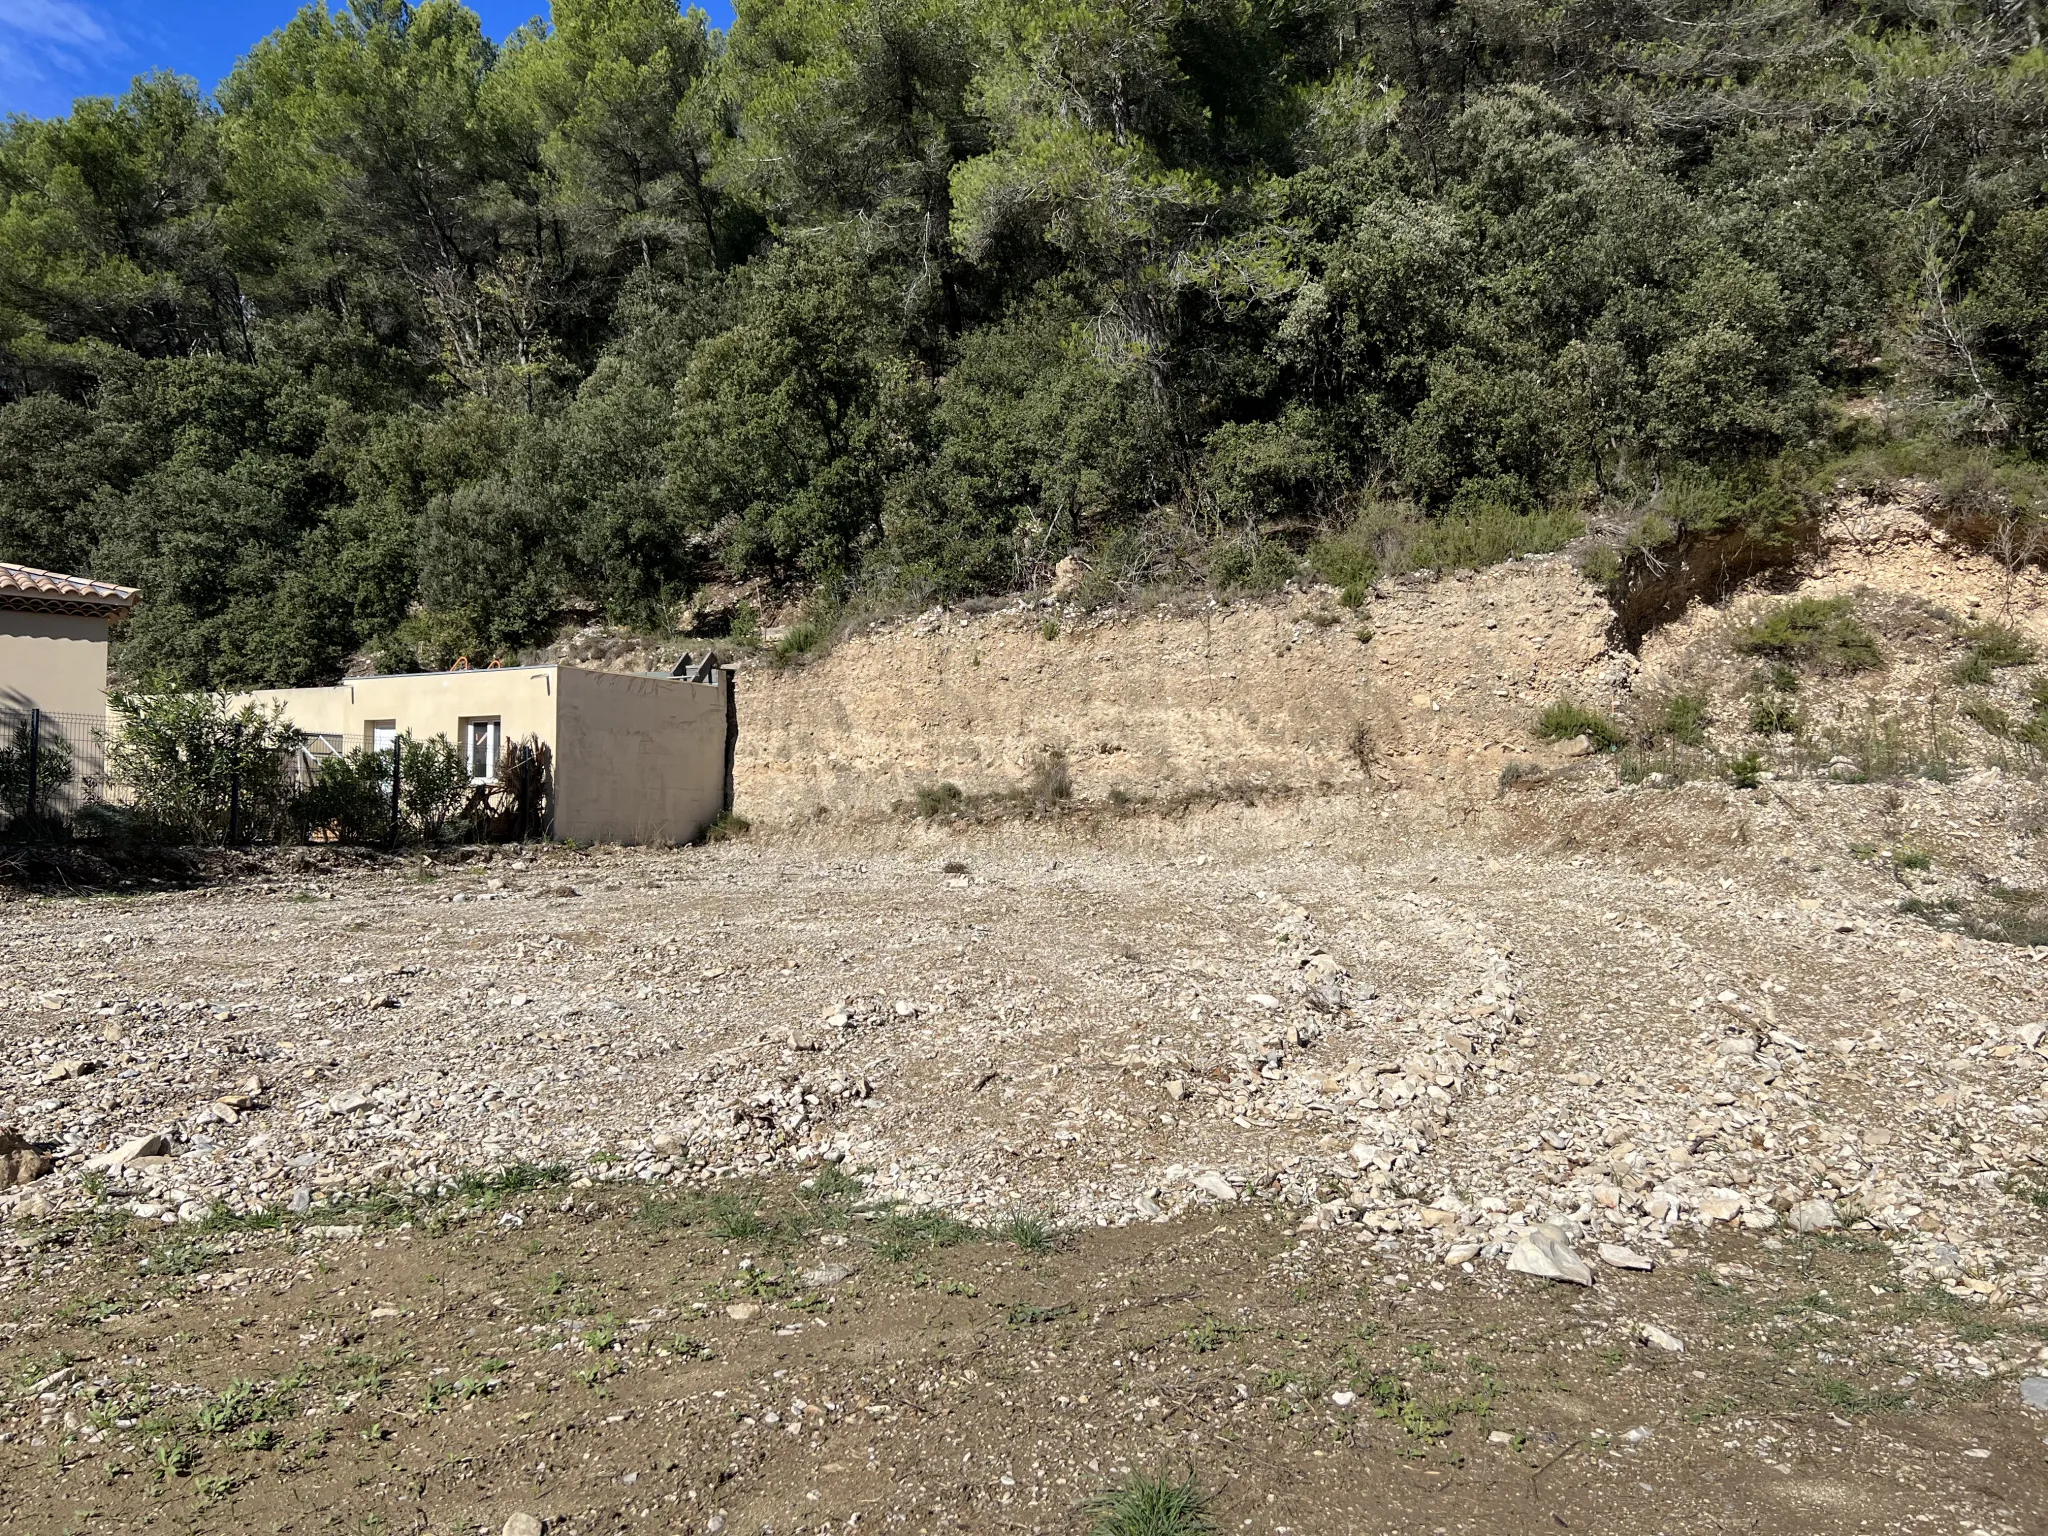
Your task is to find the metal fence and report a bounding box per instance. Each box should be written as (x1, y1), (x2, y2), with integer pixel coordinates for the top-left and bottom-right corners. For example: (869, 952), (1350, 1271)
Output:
(0, 708), (109, 836)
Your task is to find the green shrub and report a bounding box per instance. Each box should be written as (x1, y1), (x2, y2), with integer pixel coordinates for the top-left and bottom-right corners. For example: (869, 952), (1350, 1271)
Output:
(1961, 699), (2013, 737)
(0, 717), (76, 824)
(1576, 543), (1622, 586)
(1306, 519), (1381, 606)
(1732, 597), (1883, 674)
(1749, 695), (1800, 736)
(1726, 752), (1762, 788)
(1498, 759), (1542, 790)
(1025, 749), (1072, 804)
(1951, 622), (2037, 685)
(914, 782), (964, 818)
(399, 735), (471, 841)
(702, 810), (751, 842)
(1649, 691), (1710, 747)
(297, 749), (391, 843)
(2017, 674), (2048, 751)
(1208, 536), (1297, 594)
(1534, 699), (1627, 751)
(1894, 846), (1932, 871)
(771, 620), (825, 666)
(106, 692), (304, 844)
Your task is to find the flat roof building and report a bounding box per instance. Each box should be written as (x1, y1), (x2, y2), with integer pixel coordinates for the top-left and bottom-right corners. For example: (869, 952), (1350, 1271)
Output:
(245, 660), (735, 846)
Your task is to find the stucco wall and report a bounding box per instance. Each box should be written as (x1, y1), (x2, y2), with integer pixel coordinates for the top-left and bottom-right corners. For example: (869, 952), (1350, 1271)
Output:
(555, 668), (729, 845)
(0, 610), (112, 721)
(245, 669), (562, 751)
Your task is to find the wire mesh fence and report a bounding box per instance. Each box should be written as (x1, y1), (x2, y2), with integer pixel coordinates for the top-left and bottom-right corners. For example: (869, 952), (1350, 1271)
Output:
(0, 708), (109, 835)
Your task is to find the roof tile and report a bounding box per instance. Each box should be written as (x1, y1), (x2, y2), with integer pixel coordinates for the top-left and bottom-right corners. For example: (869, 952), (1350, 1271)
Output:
(0, 562), (139, 610)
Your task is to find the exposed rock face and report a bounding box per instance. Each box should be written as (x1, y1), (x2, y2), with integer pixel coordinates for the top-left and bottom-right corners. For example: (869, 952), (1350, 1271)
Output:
(735, 558), (1618, 826)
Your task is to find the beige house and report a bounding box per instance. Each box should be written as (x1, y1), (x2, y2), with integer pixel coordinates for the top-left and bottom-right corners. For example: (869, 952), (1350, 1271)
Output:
(0, 562), (140, 723)
(247, 661), (735, 845)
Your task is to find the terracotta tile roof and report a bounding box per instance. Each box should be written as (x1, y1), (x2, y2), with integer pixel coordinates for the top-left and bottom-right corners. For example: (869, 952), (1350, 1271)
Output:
(0, 562), (139, 613)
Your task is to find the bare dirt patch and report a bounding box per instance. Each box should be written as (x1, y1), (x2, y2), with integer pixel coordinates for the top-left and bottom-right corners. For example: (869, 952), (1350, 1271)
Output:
(4, 1173), (2045, 1536)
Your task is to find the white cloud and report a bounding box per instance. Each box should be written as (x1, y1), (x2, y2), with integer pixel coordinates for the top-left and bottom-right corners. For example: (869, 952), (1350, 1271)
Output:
(0, 0), (122, 112)
(2, 0), (112, 47)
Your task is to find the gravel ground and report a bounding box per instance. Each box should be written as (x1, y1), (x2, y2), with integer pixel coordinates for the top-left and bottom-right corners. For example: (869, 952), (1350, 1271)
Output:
(4, 776), (2045, 1355)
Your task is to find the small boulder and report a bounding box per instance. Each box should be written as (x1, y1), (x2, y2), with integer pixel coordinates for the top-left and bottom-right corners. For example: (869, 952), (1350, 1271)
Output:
(1191, 1170), (1237, 1202)
(1506, 1223), (1593, 1286)
(1638, 1323), (1684, 1353)
(88, 1133), (170, 1169)
(1789, 1199), (1839, 1234)
(0, 1127), (52, 1188)
(504, 1516), (545, 1536)
(1597, 1243), (1654, 1272)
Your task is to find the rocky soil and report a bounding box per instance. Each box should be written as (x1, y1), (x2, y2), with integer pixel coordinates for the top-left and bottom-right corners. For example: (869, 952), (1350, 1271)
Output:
(4, 780), (2044, 1348)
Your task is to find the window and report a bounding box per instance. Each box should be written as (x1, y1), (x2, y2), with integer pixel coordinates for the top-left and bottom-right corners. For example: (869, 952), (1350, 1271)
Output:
(367, 720), (397, 755)
(462, 717), (501, 783)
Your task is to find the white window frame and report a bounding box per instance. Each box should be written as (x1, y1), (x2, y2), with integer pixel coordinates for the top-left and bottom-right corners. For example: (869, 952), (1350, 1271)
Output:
(367, 720), (398, 755)
(461, 717), (502, 784)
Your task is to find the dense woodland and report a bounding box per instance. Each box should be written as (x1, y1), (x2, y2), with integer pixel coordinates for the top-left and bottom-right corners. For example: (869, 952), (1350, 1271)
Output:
(1, 0), (2045, 686)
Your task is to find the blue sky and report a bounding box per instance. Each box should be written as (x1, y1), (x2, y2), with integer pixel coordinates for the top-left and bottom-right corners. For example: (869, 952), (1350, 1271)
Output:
(0, 1), (739, 121)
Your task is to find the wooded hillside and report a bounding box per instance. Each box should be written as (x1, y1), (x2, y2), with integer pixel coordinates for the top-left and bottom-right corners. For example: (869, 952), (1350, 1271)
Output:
(2, 0), (2044, 685)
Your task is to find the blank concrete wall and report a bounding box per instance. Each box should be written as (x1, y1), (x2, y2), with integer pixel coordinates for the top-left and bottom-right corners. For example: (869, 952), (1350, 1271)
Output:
(555, 669), (728, 845)
(0, 610), (111, 719)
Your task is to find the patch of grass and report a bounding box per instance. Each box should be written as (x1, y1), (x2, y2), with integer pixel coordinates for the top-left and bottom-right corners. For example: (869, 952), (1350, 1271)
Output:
(1733, 596), (1883, 674)
(451, 1162), (570, 1207)
(150, 1442), (198, 1481)
(141, 1238), (228, 1278)
(1006, 1302), (1075, 1328)
(1024, 748), (1073, 806)
(1647, 691), (1711, 747)
(993, 1213), (1055, 1253)
(770, 620), (826, 667)
(1577, 542), (1622, 586)
(799, 1163), (866, 1207)
(702, 810), (751, 843)
(1306, 521), (1379, 607)
(871, 1208), (980, 1262)
(1497, 759), (1542, 790)
(1812, 1375), (1906, 1416)
(1901, 885), (2048, 947)
(914, 782), (965, 818)
(1183, 1316), (1245, 1354)
(710, 1206), (777, 1241)
(1040, 617), (1060, 641)
(1726, 752), (1762, 789)
(1534, 699), (1627, 751)
(1959, 699), (2012, 737)
(1085, 1471), (1215, 1536)
(1208, 535), (1299, 596)
(1893, 846), (1933, 871)
(1405, 501), (1582, 573)
(191, 1378), (296, 1436)
(1359, 1372), (1456, 1440)
(1810, 701), (1962, 783)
